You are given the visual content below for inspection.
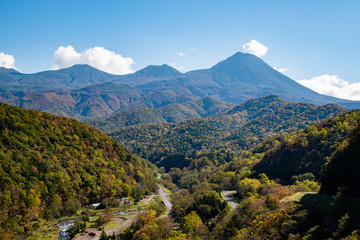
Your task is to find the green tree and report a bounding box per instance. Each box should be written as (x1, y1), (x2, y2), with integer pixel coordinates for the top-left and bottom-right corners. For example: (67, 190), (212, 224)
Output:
(182, 211), (207, 238)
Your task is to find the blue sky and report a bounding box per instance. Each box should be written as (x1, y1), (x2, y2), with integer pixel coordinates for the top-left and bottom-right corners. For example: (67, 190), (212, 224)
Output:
(1, 0), (360, 99)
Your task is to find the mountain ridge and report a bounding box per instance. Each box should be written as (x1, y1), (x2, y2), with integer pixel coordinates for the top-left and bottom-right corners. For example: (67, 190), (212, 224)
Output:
(86, 97), (234, 131)
(135, 64), (182, 78)
(1, 52), (360, 119)
(0, 64), (122, 92)
(109, 95), (346, 169)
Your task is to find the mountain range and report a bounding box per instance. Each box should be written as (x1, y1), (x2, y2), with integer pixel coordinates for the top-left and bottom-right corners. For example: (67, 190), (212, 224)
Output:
(0, 64), (121, 92)
(0, 52), (359, 120)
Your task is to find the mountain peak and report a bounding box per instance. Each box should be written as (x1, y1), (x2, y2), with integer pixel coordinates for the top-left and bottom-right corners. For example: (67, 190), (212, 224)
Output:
(232, 51), (256, 58)
(70, 63), (92, 68)
(211, 51), (267, 71)
(61, 64), (99, 72)
(208, 51), (307, 93)
(136, 64), (182, 78)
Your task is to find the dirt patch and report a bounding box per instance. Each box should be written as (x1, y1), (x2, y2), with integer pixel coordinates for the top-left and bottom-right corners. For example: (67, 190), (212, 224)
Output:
(73, 193), (155, 239)
(73, 216), (127, 240)
(142, 194), (156, 204)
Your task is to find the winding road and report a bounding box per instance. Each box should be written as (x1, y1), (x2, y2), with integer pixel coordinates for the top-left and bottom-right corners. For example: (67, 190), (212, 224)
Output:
(158, 184), (172, 211)
(222, 190), (237, 210)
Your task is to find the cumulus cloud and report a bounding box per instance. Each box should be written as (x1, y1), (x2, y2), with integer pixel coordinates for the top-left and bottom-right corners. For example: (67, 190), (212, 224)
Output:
(242, 40), (269, 57)
(53, 45), (134, 75)
(297, 74), (360, 100)
(0, 52), (16, 69)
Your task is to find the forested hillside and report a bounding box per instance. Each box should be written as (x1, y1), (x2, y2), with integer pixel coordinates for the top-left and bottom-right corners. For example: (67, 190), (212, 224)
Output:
(0, 103), (157, 238)
(86, 97), (233, 132)
(146, 110), (360, 240)
(320, 120), (360, 198)
(252, 110), (360, 183)
(109, 96), (345, 169)
(0, 82), (196, 120)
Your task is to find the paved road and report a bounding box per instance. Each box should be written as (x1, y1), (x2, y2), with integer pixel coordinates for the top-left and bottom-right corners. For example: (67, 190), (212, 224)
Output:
(100, 215), (137, 239)
(158, 184), (172, 211)
(222, 191), (237, 210)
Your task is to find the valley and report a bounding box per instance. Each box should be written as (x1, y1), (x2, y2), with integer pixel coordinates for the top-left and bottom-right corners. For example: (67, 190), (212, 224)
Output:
(2, 1), (360, 239)
(1, 52), (360, 240)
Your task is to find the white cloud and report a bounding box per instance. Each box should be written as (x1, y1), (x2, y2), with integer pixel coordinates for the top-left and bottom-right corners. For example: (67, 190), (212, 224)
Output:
(273, 67), (288, 73)
(297, 74), (360, 100)
(174, 48), (196, 57)
(0, 52), (16, 69)
(242, 40), (269, 57)
(175, 51), (187, 57)
(53, 45), (134, 75)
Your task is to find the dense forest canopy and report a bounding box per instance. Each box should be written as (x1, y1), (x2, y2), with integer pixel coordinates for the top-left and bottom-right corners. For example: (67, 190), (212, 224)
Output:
(86, 97), (233, 132)
(0, 103), (157, 238)
(320, 121), (360, 198)
(148, 109), (360, 240)
(252, 109), (360, 183)
(1, 94), (360, 239)
(109, 95), (345, 169)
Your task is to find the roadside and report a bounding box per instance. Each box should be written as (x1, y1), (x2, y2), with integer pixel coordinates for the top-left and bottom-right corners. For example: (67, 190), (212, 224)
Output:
(73, 194), (156, 240)
(74, 214), (136, 240)
(73, 177), (172, 239)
